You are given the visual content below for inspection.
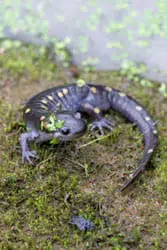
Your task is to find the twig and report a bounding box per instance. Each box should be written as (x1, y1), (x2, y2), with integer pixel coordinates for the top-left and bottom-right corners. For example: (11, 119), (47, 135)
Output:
(78, 132), (113, 149)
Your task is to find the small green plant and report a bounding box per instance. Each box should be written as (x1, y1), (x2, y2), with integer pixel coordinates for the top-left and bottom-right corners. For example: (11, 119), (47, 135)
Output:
(120, 60), (153, 87)
(40, 114), (65, 132)
(0, 45), (57, 80)
(50, 138), (60, 145)
(76, 78), (86, 87)
(158, 83), (167, 97)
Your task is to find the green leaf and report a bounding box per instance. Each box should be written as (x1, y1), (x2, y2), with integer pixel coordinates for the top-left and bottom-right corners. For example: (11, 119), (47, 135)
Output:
(40, 114), (65, 132)
(50, 138), (60, 145)
(76, 79), (86, 87)
(55, 120), (65, 129)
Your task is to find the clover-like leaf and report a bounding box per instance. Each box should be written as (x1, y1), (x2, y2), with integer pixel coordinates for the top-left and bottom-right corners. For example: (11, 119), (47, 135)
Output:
(50, 138), (60, 145)
(40, 113), (65, 132)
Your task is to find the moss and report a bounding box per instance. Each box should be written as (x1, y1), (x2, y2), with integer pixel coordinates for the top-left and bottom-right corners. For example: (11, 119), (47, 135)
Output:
(0, 45), (57, 81)
(0, 45), (167, 249)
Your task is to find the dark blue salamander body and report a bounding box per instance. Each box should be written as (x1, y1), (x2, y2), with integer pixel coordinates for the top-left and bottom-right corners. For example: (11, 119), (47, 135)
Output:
(20, 83), (158, 191)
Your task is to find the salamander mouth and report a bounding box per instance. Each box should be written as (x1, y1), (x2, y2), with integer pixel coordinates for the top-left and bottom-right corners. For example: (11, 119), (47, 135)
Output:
(72, 127), (87, 139)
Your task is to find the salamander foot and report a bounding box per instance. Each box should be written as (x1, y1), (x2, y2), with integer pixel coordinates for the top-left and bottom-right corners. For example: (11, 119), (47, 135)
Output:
(22, 150), (39, 165)
(90, 118), (114, 135)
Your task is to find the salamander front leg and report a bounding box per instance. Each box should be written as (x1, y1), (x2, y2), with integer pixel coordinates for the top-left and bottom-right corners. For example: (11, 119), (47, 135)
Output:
(80, 103), (114, 135)
(19, 130), (39, 164)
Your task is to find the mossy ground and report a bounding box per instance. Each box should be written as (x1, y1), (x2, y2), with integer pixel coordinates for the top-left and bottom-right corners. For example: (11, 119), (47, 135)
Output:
(0, 45), (166, 250)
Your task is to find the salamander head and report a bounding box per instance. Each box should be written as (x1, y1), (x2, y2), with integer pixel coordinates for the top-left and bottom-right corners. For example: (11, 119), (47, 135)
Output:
(40, 111), (86, 141)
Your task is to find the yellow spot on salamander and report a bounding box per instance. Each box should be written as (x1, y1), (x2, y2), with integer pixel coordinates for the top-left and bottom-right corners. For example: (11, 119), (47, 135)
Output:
(57, 102), (61, 108)
(94, 107), (100, 114)
(136, 106), (142, 111)
(62, 88), (68, 95)
(25, 108), (31, 113)
(90, 87), (97, 93)
(41, 99), (48, 104)
(41, 105), (48, 110)
(57, 92), (64, 98)
(119, 92), (126, 97)
(40, 116), (45, 121)
(105, 86), (112, 92)
(148, 148), (153, 154)
(47, 95), (54, 101)
(145, 116), (151, 121)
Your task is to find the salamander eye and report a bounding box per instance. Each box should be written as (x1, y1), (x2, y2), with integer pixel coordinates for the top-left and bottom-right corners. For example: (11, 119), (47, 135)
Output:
(61, 126), (70, 135)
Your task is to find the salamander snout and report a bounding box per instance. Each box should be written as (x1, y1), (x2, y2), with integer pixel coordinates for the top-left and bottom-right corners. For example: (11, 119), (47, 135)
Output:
(54, 111), (87, 141)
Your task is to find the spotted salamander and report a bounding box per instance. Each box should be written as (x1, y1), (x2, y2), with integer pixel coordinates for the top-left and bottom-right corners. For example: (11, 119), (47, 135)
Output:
(19, 83), (158, 191)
